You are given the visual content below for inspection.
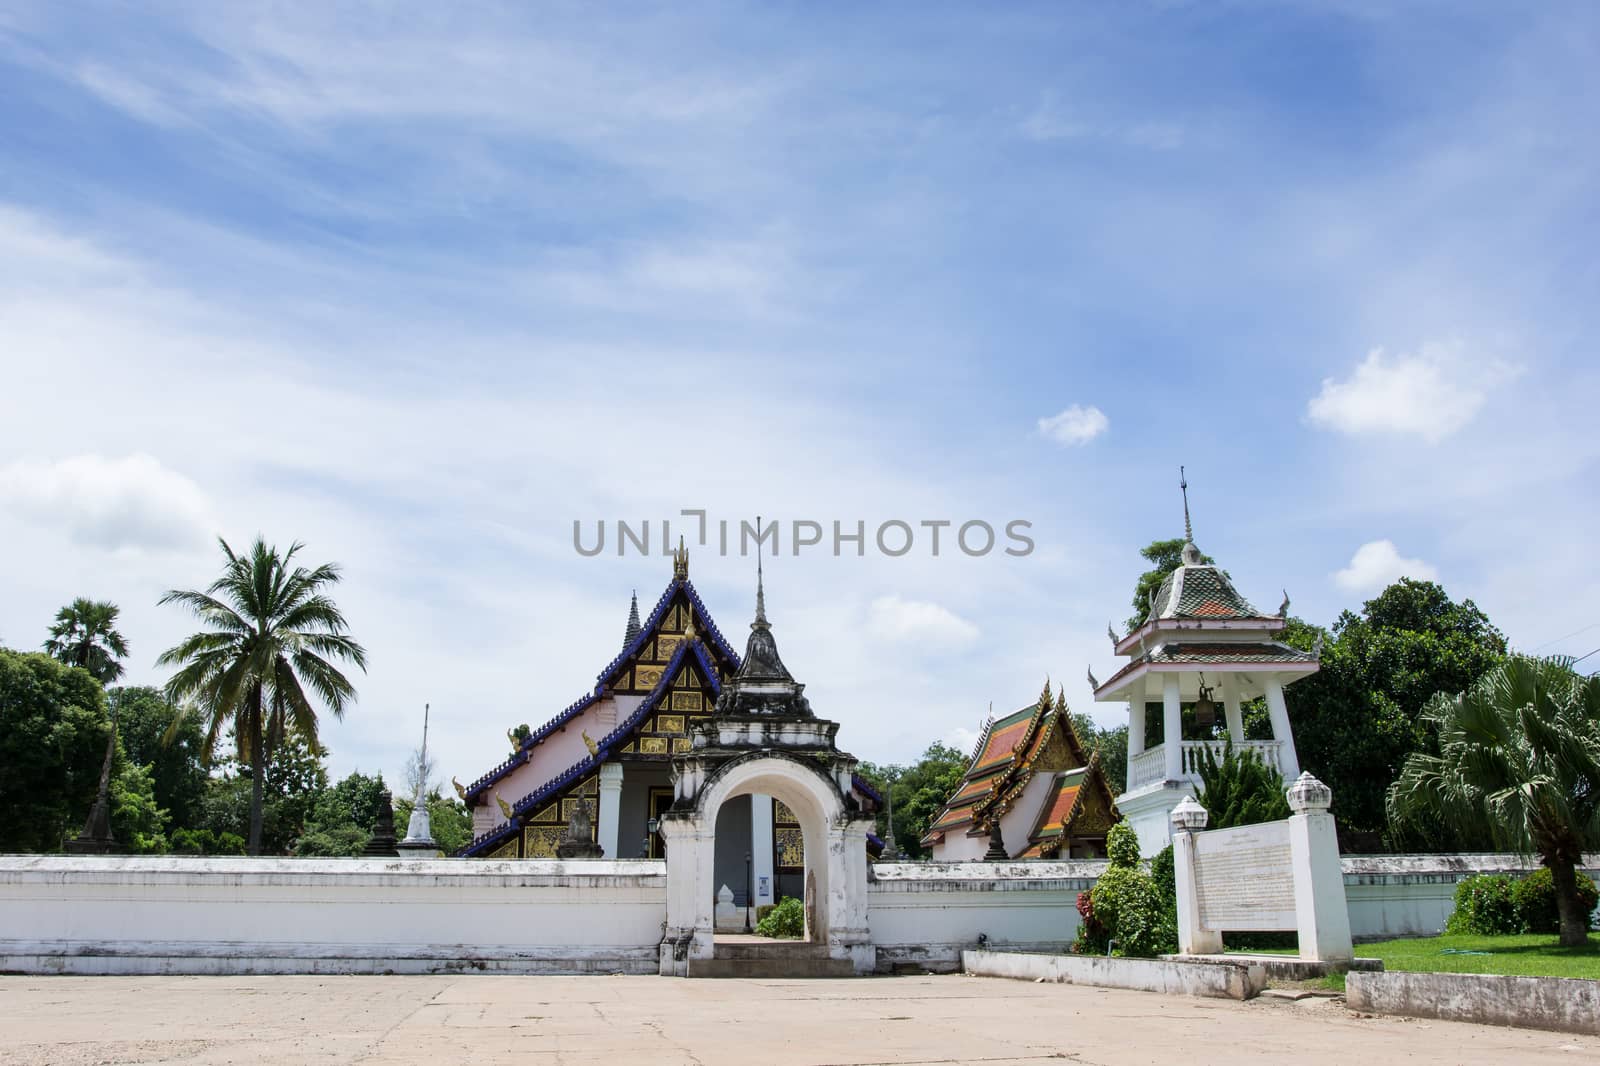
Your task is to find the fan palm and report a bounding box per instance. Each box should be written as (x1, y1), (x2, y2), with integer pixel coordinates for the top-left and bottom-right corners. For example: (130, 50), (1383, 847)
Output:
(1387, 655), (1600, 946)
(157, 537), (367, 855)
(43, 598), (129, 684)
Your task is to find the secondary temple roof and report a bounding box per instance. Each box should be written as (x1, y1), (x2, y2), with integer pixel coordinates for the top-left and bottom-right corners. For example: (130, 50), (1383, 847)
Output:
(920, 683), (1112, 853)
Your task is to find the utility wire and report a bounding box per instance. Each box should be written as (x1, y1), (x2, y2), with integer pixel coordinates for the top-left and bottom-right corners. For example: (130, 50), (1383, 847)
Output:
(1530, 621), (1600, 653)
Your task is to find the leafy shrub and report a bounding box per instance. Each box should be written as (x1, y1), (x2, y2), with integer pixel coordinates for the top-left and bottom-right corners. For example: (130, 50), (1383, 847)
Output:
(168, 827), (247, 856)
(1195, 743), (1290, 829)
(293, 824), (368, 857)
(1149, 845), (1175, 905)
(1445, 874), (1519, 935)
(1089, 865), (1176, 958)
(1105, 823), (1141, 869)
(1073, 890), (1109, 955)
(169, 827), (213, 854)
(213, 831), (246, 855)
(1512, 868), (1599, 934)
(755, 896), (805, 939)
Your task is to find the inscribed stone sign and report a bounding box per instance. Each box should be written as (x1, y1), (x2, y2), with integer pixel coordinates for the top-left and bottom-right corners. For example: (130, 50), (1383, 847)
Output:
(1191, 820), (1296, 930)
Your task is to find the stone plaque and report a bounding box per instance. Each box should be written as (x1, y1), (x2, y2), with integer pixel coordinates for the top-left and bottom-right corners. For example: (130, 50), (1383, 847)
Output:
(1192, 820), (1296, 931)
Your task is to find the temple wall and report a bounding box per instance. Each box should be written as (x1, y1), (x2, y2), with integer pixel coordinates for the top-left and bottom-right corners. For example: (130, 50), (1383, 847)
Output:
(3, 852), (1594, 977)
(868, 861), (1095, 973)
(867, 854), (1600, 973)
(0, 856), (668, 975)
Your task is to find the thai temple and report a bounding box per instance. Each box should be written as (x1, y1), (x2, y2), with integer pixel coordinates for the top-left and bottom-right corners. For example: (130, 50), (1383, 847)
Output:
(457, 541), (883, 916)
(921, 686), (1119, 861)
(1090, 475), (1319, 854)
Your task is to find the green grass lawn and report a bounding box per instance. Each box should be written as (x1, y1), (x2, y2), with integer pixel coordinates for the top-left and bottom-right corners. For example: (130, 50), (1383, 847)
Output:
(1361, 933), (1599, 978)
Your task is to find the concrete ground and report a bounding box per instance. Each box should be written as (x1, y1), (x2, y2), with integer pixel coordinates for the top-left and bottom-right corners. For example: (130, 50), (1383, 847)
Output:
(1, 973), (1595, 1065)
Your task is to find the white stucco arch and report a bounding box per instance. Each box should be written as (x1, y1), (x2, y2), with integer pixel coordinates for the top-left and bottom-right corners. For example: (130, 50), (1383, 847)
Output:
(659, 751), (873, 974)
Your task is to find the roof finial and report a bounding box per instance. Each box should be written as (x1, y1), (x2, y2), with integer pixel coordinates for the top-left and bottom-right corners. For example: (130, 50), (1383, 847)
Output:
(1181, 465), (1193, 544)
(753, 515), (768, 627)
(1180, 466), (1202, 565)
(622, 590), (642, 649)
(673, 534), (688, 578)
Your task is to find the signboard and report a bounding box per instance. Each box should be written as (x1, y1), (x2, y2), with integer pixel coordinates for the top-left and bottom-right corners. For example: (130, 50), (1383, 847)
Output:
(1191, 820), (1296, 931)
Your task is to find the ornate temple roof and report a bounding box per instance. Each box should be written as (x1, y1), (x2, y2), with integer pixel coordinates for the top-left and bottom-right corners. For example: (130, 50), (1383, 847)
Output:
(921, 684), (1090, 848)
(1142, 560), (1267, 624)
(462, 551), (741, 806)
(458, 547), (883, 858)
(459, 635), (725, 856)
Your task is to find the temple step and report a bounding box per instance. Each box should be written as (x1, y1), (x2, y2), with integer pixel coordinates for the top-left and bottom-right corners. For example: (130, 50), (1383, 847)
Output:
(690, 938), (856, 978)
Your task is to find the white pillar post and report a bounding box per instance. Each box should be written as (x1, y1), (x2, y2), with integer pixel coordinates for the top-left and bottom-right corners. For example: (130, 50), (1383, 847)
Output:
(751, 793), (774, 908)
(1221, 673), (1245, 745)
(1263, 676), (1301, 779)
(1162, 674), (1183, 781)
(1285, 774), (1353, 962)
(1127, 700), (1144, 755)
(598, 762), (623, 859)
(1170, 797), (1223, 955)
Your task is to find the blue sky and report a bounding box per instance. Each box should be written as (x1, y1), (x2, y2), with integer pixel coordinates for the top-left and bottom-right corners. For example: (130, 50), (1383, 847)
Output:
(1, 2), (1597, 786)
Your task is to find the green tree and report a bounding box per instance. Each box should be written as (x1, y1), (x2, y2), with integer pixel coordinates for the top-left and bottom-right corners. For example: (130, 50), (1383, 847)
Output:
(0, 649), (112, 851)
(1073, 713), (1128, 796)
(1283, 579), (1507, 849)
(507, 723), (532, 751)
(1194, 743), (1290, 829)
(1388, 655), (1600, 947)
(197, 734), (332, 854)
(43, 598), (129, 684)
(857, 742), (969, 858)
(1127, 538), (1214, 632)
(109, 762), (169, 853)
(109, 686), (208, 831)
(158, 537), (367, 855)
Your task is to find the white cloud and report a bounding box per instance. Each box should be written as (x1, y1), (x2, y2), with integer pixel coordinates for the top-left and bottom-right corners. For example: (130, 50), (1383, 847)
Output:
(1333, 540), (1439, 593)
(1037, 404), (1109, 446)
(1306, 343), (1519, 444)
(942, 725), (981, 758)
(0, 454), (215, 553)
(868, 595), (980, 647)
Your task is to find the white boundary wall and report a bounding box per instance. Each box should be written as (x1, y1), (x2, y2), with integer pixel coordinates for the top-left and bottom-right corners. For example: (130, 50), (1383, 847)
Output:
(2, 853), (1594, 976)
(868, 862), (1098, 972)
(0, 856), (667, 975)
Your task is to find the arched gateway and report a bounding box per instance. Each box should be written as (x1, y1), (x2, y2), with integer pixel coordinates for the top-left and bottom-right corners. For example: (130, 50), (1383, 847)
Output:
(659, 562), (876, 976)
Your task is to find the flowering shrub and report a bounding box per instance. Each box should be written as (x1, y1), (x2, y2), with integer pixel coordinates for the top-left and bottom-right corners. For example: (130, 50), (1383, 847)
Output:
(1073, 890), (1109, 955)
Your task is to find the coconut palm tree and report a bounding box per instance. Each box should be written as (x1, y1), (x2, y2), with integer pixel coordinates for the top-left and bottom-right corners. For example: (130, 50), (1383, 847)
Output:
(44, 598), (129, 684)
(1387, 655), (1600, 947)
(158, 537), (367, 855)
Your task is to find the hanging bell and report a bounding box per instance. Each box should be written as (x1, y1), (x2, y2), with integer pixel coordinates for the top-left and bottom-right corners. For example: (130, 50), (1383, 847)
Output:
(1193, 679), (1218, 729)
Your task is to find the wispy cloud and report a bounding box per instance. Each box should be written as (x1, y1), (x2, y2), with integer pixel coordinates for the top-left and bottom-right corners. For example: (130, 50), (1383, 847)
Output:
(0, 454), (215, 554)
(868, 595), (980, 647)
(1018, 93), (1183, 150)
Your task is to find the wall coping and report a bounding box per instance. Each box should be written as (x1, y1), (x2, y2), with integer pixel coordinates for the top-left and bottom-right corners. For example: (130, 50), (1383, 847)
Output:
(0, 855), (667, 888)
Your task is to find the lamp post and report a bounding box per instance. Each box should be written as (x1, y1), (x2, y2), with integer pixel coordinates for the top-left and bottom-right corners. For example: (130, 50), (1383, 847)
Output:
(744, 851), (754, 933)
(646, 817), (660, 859)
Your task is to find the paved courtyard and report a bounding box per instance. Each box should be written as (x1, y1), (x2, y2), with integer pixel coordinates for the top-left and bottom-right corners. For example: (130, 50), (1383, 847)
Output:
(0, 973), (1593, 1065)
